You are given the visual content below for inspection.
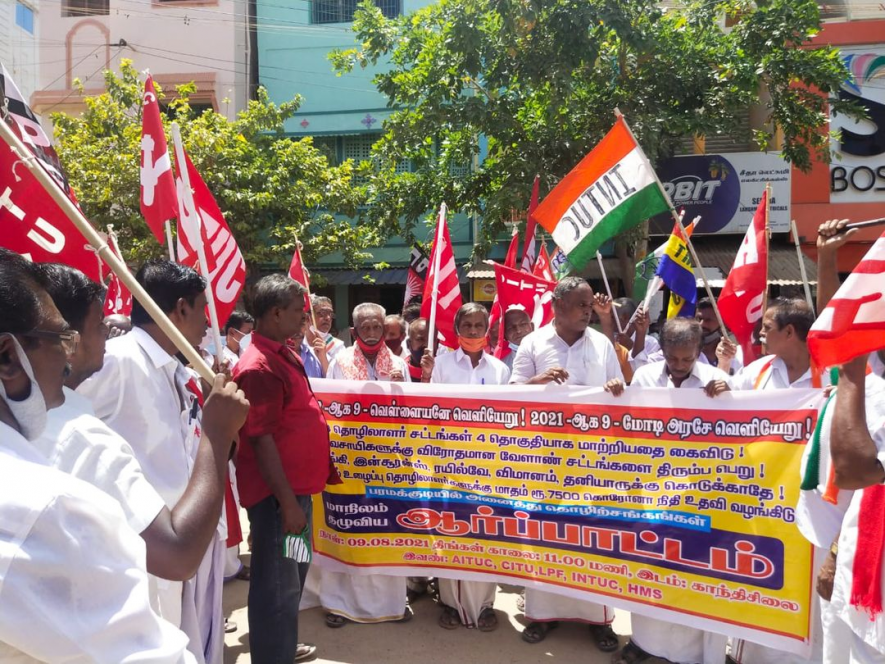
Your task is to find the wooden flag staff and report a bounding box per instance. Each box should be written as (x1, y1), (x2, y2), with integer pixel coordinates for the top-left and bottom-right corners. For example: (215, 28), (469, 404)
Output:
(596, 251), (624, 334)
(0, 118), (215, 381)
(791, 219), (814, 312)
(293, 236), (319, 331)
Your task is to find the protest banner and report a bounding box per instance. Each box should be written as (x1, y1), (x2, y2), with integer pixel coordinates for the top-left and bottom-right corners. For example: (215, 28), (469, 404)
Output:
(310, 381), (822, 656)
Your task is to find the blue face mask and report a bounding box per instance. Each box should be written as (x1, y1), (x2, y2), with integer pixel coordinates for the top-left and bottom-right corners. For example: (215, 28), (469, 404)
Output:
(508, 341), (520, 353)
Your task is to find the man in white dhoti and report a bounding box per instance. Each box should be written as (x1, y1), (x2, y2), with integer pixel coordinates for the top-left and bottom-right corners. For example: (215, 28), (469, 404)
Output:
(509, 276), (625, 652)
(614, 318), (730, 664)
(320, 303), (413, 627)
(431, 302), (510, 631)
(78, 260), (230, 664)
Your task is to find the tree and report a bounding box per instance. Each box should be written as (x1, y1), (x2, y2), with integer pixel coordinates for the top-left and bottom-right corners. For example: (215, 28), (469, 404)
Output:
(331, 0), (860, 263)
(52, 60), (375, 270)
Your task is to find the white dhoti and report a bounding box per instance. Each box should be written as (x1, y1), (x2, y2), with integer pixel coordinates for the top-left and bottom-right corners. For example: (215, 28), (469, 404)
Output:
(524, 588), (612, 624)
(822, 596), (852, 664)
(180, 533), (225, 664)
(150, 575), (183, 628)
(320, 570), (408, 623)
(439, 579), (496, 627)
(843, 631), (885, 664)
(631, 614), (726, 664)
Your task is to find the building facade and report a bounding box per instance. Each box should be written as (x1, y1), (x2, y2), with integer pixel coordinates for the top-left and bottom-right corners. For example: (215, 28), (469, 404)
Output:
(2, 0), (40, 101)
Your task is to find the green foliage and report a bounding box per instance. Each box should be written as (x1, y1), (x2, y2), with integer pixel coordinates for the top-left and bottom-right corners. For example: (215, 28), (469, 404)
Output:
(331, 0), (860, 256)
(52, 61), (372, 270)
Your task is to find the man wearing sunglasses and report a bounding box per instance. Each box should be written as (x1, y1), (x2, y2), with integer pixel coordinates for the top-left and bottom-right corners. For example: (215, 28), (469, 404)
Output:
(0, 248), (199, 662)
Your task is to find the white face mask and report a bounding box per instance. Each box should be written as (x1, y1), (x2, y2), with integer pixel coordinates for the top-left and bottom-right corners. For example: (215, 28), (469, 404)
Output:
(0, 334), (48, 441)
(508, 341), (520, 353)
(239, 332), (252, 355)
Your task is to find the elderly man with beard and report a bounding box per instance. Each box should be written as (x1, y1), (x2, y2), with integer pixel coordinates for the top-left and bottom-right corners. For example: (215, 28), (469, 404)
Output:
(319, 303), (413, 627)
(510, 276), (624, 652)
(0, 248), (217, 663)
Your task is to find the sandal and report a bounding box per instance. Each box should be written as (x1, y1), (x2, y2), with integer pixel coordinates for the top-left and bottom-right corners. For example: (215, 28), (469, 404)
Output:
(477, 607), (498, 632)
(294, 643), (317, 662)
(325, 613), (347, 629)
(438, 605), (461, 630)
(589, 624), (620, 653)
(522, 621), (558, 644)
(395, 606), (414, 623)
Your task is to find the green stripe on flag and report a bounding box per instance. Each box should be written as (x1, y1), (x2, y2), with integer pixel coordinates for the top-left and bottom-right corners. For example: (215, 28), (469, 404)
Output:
(566, 184), (670, 272)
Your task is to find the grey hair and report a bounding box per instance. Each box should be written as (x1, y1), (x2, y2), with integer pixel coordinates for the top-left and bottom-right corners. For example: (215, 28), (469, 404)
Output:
(553, 276), (590, 301)
(614, 297), (638, 318)
(250, 274), (307, 319)
(352, 302), (386, 327)
(454, 302), (489, 333)
(311, 295), (333, 310)
(659, 317), (703, 352)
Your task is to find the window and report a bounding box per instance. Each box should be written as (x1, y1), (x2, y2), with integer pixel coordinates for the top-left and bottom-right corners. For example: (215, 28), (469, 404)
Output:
(62, 0), (108, 17)
(15, 2), (34, 33)
(312, 0), (400, 24)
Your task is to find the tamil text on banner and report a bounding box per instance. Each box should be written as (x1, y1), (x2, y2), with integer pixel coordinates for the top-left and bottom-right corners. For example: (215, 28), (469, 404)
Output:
(311, 381), (821, 656)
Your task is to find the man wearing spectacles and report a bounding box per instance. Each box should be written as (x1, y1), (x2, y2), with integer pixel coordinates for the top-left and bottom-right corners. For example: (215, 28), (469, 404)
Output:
(311, 295), (345, 361)
(0, 248), (198, 662)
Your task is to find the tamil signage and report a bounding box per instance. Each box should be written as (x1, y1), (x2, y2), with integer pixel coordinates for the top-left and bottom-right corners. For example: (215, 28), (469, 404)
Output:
(650, 153), (791, 235)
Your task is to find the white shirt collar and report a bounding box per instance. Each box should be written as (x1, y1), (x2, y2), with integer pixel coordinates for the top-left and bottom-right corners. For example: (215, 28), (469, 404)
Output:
(132, 327), (178, 371)
(454, 347), (488, 368)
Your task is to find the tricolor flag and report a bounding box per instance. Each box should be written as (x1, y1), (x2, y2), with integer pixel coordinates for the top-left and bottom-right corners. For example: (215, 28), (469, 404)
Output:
(534, 115), (670, 271)
(634, 210), (689, 302)
(656, 220), (698, 319)
(549, 246), (571, 280)
(808, 230), (885, 368)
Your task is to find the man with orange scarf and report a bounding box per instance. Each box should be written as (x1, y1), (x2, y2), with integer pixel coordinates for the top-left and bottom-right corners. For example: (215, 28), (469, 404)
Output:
(319, 303), (412, 627)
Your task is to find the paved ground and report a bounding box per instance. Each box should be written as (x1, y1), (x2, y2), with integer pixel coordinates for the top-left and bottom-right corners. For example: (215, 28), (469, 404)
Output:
(223, 552), (633, 664)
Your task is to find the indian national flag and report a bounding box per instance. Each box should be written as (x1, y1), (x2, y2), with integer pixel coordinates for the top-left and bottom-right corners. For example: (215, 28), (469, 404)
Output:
(533, 116), (670, 271)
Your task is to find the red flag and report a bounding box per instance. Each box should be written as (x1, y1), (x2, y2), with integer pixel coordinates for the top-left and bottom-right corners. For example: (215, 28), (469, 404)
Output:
(102, 235), (132, 317)
(404, 244), (429, 308)
(520, 175), (540, 272)
(533, 243), (555, 282)
(288, 242), (309, 289)
(808, 232), (885, 367)
(504, 229), (519, 269)
(492, 262), (555, 359)
(175, 148), (245, 328)
(0, 134), (104, 281)
(420, 207), (462, 349)
(717, 190), (768, 361)
(140, 75), (179, 244)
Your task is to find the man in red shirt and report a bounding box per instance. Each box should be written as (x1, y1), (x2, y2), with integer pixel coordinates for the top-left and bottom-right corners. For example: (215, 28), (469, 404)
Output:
(233, 274), (331, 664)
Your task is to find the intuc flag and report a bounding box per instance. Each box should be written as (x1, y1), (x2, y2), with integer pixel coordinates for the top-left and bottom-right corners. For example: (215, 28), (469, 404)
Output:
(533, 116), (670, 271)
(140, 75), (179, 244)
(808, 230), (885, 367)
(718, 190), (768, 360)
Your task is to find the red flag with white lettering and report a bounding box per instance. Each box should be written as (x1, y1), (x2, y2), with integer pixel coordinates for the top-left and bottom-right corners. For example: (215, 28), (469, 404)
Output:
(140, 75), (179, 244)
(492, 262), (555, 360)
(175, 148), (245, 328)
(520, 175), (540, 272)
(532, 243), (555, 282)
(421, 207), (462, 349)
(102, 234), (132, 316)
(0, 134), (104, 281)
(808, 232), (885, 367)
(717, 190), (768, 361)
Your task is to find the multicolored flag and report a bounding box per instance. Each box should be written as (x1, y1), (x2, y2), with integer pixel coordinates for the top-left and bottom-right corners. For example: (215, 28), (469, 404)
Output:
(520, 175), (540, 272)
(718, 189), (768, 361)
(549, 246), (571, 280)
(175, 147), (246, 328)
(404, 244), (429, 307)
(421, 205), (463, 349)
(808, 229), (885, 368)
(656, 220), (698, 319)
(634, 211), (689, 302)
(533, 115), (671, 271)
(140, 75), (179, 244)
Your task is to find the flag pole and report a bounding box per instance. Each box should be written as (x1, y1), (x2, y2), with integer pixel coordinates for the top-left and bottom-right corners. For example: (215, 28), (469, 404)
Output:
(164, 221), (175, 260)
(790, 219), (814, 312)
(171, 122), (224, 369)
(0, 119), (215, 381)
(427, 203), (446, 356)
(294, 236), (318, 330)
(613, 108), (726, 332)
(763, 183), (771, 315)
(595, 251), (624, 334)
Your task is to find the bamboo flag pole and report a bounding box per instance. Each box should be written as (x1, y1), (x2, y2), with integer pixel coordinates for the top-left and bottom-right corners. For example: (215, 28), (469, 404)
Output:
(164, 221), (175, 261)
(0, 119), (215, 381)
(613, 108), (727, 332)
(294, 236), (319, 331)
(171, 123), (224, 369)
(791, 219), (814, 312)
(596, 251), (624, 334)
(427, 202), (446, 357)
(762, 183), (771, 315)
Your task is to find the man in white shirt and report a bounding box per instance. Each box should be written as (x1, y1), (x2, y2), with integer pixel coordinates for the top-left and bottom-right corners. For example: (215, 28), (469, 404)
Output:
(384, 313), (410, 360)
(695, 298), (743, 375)
(501, 306), (534, 372)
(39, 263), (249, 595)
(312, 295), (346, 360)
(828, 353), (885, 663)
(320, 303), (412, 627)
(78, 259), (229, 664)
(223, 310), (254, 369)
(616, 318), (730, 664)
(613, 297), (661, 366)
(0, 248), (195, 663)
(509, 276), (624, 652)
(432, 303), (510, 631)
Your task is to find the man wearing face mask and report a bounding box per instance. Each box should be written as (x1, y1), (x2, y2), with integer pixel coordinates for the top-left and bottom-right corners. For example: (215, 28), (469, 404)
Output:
(431, 303), (509, 632)
(384, 314), (409, 359)
(406, 317), (434, 382)
(501, 306), (534, 371)
(36, 263), (250, 608)
(77, 259), (228, 664)
(0, 249), (199, 663)
(320, 303), (413, 627)
(223, 310), (254, 368)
